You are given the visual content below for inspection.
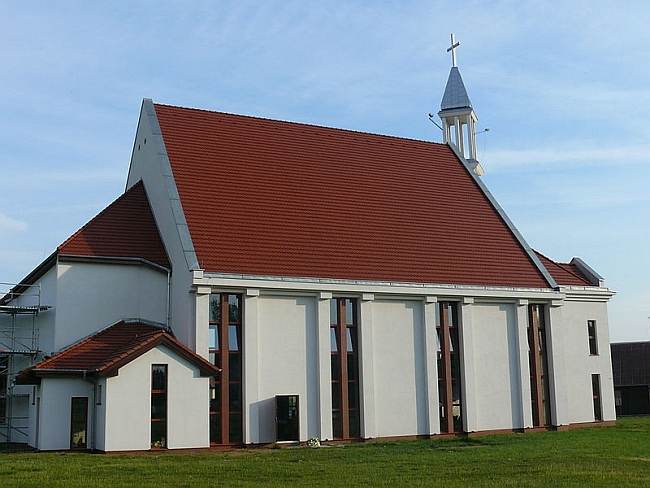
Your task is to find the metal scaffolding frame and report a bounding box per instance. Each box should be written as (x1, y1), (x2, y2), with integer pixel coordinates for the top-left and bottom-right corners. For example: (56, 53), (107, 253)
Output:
(0, 282), (50, 444)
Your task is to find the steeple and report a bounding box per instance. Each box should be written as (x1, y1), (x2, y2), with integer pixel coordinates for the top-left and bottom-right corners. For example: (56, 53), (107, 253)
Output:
(438, 34), (484, 176)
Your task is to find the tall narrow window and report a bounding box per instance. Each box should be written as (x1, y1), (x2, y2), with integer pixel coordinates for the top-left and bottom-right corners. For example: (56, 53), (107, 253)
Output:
(209, 293), (243, 445)
(0, 356), (8, 424)
(528, 304), (552, 427)
(69, 397), (88, 450)
(592, 374), (603, 421)
(330, 298), (360, 439)
(587, 320), (598, 355)
(437, 302), (463, 433)
(151, 364), (168, 448)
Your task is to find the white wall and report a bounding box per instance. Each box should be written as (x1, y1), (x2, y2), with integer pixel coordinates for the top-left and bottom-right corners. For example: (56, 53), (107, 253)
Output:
(38, 378), (94, 451)
(251, 295), (319, 443)
(103, 345), (210, 451)
(372, 299), (428, 437)
(54, 261), (167, 350)
(472, 303), (523, 430)
(561, 299), (616, 423)
(125, 101), (197, 351)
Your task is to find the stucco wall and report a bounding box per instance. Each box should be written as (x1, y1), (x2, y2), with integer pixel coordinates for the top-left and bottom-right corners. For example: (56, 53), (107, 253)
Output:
(372, 299), (428, 437)
(471, 303), (523, 430)
(125, 102), (196, 351)
(38, 378), (94, 451)
(251, 295), (320, 443)
(103, 345), (210, 451)
(54, 261), (167, 351)
(561, 299), (616, 423)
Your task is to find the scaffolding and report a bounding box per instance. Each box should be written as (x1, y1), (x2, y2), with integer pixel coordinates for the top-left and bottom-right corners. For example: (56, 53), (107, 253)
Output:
(0, 282), (50, 444)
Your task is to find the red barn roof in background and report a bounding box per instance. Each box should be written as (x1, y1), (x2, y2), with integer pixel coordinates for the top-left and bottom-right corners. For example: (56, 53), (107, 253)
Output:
(154, 103), (550, 288)
(58, 180), (170, 268)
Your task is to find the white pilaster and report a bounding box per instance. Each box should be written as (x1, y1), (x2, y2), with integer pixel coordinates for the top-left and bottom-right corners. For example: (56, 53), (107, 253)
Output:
(193, 286), (211, 359)
(460, 297), (478, 432)
(317, 292), (333, 440)
(243, 289), (260, 444)
(359, 294), (376, 439)
(546, 302), (570, 427)
(423, 296), (440, 435)
(516, 299), (533, 428)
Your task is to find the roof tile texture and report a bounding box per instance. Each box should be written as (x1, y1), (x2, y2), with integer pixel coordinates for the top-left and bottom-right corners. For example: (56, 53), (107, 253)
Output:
(58, 181), (170, 268)
(534, 251), (592, 286)
(155, 103), (549, 288)
(34, 322), (163, 372)
(31, 321), (219, 376)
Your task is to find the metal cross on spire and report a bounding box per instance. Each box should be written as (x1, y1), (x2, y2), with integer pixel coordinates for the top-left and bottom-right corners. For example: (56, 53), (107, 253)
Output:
(447, 33), (460, 67)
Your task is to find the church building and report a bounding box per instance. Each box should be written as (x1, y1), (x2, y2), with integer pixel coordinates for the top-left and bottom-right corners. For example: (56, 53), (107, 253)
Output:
(0, 38), (616, 451)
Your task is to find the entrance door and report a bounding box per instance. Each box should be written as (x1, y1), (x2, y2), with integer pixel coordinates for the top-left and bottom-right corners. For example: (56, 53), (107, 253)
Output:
(276, 395), (299, 442)
(70, 397), (88, 449)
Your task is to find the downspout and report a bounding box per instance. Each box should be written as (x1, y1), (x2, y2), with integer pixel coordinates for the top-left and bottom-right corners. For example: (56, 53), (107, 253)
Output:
(91, 378), (97, 452)
(83, 372), (97, 453)
(166, 269), (172, 330)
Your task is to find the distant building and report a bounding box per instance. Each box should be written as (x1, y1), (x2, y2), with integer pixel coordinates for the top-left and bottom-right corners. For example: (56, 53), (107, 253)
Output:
(611, 342), (650, 416)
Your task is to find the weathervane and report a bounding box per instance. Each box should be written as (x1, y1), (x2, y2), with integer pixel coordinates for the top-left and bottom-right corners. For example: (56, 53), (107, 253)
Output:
(447, 33), (460, 67)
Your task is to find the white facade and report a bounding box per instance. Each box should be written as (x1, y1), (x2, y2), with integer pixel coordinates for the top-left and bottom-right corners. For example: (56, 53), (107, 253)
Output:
(101, 345), (210, 451)
(29, 345), (210, 451)
(188, 279), (616, 443)
(0, 258), (168, 445)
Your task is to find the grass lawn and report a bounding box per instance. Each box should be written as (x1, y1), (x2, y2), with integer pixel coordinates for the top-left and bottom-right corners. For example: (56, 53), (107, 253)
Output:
(1, 417), (649, 487)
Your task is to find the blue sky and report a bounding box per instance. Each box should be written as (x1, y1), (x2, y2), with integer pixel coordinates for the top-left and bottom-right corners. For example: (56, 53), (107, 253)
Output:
(0, 1), (648, 341)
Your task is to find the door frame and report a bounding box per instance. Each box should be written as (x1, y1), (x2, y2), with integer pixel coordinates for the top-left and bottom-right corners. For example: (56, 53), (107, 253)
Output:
(69, 396), (88, 450)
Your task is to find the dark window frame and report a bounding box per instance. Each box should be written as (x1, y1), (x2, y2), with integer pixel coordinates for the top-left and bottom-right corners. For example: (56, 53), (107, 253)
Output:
(151, 364), (168, 449)
(592, 374), (603, 421)
(528, 304), (552, 427)
(209, 293), (243, 445)
(437, 302), (464, 433)
(69, 396), (88, 450)
(330, 298), (360, 440)
(587, 320), (599, 356)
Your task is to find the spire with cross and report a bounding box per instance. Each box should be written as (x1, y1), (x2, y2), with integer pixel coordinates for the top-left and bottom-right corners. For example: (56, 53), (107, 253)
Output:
(447, 33), (460, 67)
(438, 33), (484, 175)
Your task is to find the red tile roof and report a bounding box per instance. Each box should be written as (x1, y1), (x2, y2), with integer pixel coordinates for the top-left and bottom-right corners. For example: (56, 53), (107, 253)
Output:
(17, 321), (219, 382)
(58, 181), (170, 268)
(534, 251), (592, 286)
(154, 103), (550, 288)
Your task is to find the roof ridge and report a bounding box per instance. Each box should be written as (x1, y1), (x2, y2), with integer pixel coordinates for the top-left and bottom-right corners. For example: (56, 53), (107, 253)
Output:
(97, 328), (166, 373)
(153, 102), (446, 148)
(58, 180), (145, 253)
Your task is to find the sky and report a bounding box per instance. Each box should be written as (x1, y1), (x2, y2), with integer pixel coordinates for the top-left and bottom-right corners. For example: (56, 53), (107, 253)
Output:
(0, 1), (648, 341)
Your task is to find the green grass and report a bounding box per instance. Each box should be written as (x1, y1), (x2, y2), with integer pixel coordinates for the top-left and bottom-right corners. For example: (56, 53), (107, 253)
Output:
(1, 417), (650, 487)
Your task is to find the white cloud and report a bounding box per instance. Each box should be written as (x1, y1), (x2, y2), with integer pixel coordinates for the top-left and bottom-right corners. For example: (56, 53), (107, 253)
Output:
(0, 212), (27, 233)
